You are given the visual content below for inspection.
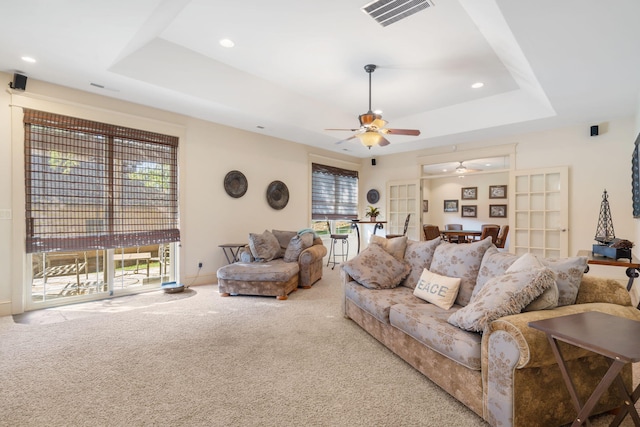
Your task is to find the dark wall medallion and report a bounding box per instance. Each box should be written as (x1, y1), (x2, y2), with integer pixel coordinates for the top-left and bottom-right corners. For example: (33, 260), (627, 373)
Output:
(367, 189), (380, 204)
(266, 180), (289, 210)
(224, 170), (248, 198)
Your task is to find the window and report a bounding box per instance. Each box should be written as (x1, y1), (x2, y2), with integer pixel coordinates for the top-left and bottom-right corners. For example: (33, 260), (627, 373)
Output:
(23, 109), (180, 253)
(311, 163), (358, 220)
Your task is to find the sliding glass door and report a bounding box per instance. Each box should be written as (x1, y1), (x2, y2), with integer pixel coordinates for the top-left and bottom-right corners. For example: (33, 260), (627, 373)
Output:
(29, 243), (175, 308)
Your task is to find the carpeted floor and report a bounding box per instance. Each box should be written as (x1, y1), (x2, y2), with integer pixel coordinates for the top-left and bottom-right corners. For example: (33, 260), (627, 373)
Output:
(0, 266), (637, 426)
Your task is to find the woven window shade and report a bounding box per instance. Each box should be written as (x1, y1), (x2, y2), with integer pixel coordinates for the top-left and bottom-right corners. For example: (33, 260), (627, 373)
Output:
(311, 163), (358, 220)
(24, 109), (180, 253)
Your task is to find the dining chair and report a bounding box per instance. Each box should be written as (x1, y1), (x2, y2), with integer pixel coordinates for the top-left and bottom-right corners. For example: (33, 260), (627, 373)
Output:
(445, 223), (464, 243)
(479, 224), (500, 244)
(495, 225), (510, 249)
(386, 214), (411, 239)
(423, 224), (441, 241)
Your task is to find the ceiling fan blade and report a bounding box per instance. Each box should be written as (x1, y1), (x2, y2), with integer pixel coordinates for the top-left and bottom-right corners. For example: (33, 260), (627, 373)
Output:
(381, 128), (421, 136)
(335, 135), (357, 145)
(377, 136), (391, 146)
(325, 128), (361, 132)
(371, 118), (387, 129)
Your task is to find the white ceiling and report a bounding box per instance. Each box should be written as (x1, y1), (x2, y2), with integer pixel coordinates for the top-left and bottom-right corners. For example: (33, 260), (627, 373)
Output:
(2, 0), (639, 158)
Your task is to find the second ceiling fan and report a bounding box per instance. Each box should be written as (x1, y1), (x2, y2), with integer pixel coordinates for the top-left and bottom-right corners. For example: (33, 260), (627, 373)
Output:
(326, 64), (420, 149)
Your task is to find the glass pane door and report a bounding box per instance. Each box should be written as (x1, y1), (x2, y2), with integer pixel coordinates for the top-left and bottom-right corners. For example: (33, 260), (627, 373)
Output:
(30, 243), (174, 307)
(512, 167), (568, 257)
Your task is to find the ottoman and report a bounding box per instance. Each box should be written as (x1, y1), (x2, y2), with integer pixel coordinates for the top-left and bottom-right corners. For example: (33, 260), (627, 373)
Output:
(217, 259), (300, 300)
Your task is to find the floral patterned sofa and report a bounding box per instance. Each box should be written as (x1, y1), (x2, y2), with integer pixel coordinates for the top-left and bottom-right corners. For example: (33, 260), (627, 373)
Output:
(341, 235), (640, 427)
(217, 229), (327, 300)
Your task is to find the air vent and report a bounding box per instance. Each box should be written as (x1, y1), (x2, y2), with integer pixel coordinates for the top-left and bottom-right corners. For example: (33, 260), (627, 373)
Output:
(362, 0), (434, 27)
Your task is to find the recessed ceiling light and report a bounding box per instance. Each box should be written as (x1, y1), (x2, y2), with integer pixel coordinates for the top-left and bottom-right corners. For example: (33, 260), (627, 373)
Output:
(21, 56), (36, 63)
(471, 82), (484, 89)
(219, 38), (235, 48)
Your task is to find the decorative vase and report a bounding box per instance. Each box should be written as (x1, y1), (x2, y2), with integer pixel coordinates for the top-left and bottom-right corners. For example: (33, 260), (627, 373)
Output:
(370, 216), (377, 222)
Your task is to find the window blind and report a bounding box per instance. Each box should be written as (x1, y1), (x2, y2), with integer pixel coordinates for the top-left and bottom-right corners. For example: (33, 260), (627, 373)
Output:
(24, 109), (180, 253)
(311, 163), (358, 220)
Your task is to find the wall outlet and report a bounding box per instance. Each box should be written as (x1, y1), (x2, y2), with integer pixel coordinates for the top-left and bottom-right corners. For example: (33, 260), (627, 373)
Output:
(198, 262), (203, 268)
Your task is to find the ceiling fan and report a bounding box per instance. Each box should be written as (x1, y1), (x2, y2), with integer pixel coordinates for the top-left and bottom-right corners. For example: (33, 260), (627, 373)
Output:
(455, 161), (482, 174)
(326, 64), (420, 149)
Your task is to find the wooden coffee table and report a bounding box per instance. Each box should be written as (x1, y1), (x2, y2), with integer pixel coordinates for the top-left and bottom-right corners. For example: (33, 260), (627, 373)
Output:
(529, 311), (640, 426)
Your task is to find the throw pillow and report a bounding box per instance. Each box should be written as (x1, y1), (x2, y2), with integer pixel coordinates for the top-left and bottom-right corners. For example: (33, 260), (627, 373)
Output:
(248, 230), (281, 262)
(283, 233), (314, 262)
(342, 243), (411, 290)
(473, 246), (518, 298)
(402, 238), (442, 289)
(413, 268), (461, 310)
(447, 267), (555, 332)
(272, 229), (297, 247)
(430, 237), (493, 306)
(540, 256), (588, 306)
(506, 253), (559, 312)
(369, 235), (408, 261)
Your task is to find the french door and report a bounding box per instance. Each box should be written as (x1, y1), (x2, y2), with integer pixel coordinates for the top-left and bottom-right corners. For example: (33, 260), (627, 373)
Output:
(511, 167), (569, 258)
(386, 179), (421, 241)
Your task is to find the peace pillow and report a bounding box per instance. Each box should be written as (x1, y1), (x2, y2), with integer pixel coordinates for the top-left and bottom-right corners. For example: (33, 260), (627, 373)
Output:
(413, 269), (461, 310)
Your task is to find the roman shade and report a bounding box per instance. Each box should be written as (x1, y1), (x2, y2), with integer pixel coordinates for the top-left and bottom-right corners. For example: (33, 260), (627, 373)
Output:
(311, 163), (358, 220)
(24, 109), (180, 253)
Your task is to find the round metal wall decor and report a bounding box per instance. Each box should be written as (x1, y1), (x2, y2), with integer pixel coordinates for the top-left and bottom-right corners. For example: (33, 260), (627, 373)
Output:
(367, 189), (380, 204)
(266, 180), (289, 210)
(224, 170), (248, 198)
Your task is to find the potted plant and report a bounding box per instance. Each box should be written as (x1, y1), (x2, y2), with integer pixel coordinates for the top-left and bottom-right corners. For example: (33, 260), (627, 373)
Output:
(365, 205), (380, 222)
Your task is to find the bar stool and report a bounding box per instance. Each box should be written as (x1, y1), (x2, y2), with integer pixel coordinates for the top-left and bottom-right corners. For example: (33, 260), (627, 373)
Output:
(326, 221), (349, 270)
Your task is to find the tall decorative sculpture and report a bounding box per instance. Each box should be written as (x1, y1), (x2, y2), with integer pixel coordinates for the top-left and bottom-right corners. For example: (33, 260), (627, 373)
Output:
(593, 189), (633, 260)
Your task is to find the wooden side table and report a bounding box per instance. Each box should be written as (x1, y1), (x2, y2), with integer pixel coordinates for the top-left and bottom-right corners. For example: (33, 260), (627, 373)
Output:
(578, 250), (640, 309)
(529, 312), (640, 426)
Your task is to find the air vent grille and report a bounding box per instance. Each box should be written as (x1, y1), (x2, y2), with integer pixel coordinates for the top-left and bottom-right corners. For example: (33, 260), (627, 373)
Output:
(362, 0), (434, 27)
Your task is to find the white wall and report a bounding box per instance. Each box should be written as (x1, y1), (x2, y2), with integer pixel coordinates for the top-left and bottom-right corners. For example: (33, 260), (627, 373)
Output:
(1, 71), (638, 314)
(0, 73), (357, 315)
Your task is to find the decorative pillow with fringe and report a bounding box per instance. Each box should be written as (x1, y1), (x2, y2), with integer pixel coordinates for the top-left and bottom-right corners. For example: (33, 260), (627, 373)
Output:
(447, 266), (555, 332)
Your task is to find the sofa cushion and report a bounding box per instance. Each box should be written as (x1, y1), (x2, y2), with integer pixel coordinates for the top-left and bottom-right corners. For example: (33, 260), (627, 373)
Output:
(345, 281), (424, 324)
(248, 230), (281, 261)
(402, 238), (442, 289)
(389, 303), (482, 370)
(413, 269), (461, 310)
(474, 246), (519, 298)
(430, 237), (493, 306)
(217, 259), (299, 282)
(447, 266), (555, 332)
(369, 235), (408, 261)
(540, 256), (587, 306)
(283, 233), (314, 262)
(342, 243), (411, 289)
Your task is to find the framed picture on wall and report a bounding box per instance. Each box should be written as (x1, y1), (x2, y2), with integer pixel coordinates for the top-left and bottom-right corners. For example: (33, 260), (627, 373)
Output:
(444, 200), (458, 212)
(461, 187), (477, 200)
(461, 205), (477, 218)
(423, 200), (429, 212)
(489, 185), (507, 199)
(489, 204), (507, 218)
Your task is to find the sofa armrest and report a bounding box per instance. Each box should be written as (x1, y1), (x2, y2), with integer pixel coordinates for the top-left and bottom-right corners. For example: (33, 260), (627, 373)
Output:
(483, 302), (640, 370)
(575, 275), (631, 305)
(299, 243), (327, 265)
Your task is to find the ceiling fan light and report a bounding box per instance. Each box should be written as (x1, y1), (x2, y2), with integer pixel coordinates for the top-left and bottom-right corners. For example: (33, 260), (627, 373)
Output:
(358, 131), (382, 148)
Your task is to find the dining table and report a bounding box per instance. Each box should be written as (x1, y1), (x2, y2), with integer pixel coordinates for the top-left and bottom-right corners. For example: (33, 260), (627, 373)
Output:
(440, 229), (482, 242)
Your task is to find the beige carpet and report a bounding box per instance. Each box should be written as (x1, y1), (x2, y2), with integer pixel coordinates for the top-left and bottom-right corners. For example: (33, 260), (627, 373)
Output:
(0, 266), (637, 426)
